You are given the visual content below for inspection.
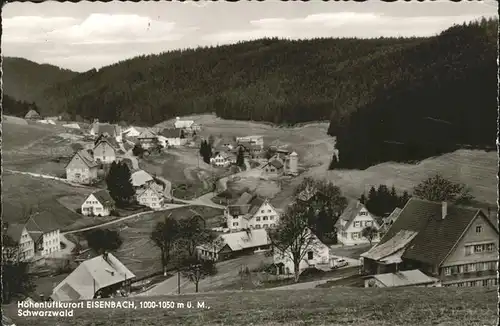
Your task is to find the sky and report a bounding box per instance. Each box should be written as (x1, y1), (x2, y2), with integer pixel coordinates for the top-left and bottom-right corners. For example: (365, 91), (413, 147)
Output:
(2, 0), (498, 72)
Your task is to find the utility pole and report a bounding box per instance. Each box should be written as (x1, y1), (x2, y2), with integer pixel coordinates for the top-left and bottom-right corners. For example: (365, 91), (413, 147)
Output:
(177, 269), (181, 295)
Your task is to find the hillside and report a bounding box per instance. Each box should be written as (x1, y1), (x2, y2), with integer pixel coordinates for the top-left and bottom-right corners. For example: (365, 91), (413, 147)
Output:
(4, 287), (497, 325)
(2, 94), (42, 118)
(34, 36), (424, 123)
(333, 19), (498, 168)
(1, 57), (78, 103)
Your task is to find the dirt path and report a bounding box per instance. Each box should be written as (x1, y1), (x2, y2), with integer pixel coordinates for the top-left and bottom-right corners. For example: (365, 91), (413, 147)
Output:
(62, 203), (187, 235)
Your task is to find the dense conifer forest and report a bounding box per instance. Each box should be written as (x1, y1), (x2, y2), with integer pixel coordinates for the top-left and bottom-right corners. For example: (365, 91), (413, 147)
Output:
(2, 18), (496, 168)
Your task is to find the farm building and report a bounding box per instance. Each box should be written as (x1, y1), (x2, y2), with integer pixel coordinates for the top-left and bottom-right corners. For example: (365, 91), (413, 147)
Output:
(93, 138), (119, 164)
(236, 135), (264, 149)
(137, 130), (158, 149)
(136, 185), (164, 210)
(197, 229), (271, 261)
(51, 253), (135, 301)
(210, 151), (232, 167)
(273, 227), (333, 276)
(262, 159), (284, 178)
(131, 170), (155, 189)
(90, 122), (123, 143)
(225, 193), (281, 232)
(81, 190), (116, 217)
(157, 128), (186, 147)
(364, 270), (440, 288)
(65, 150), (99, 184)
(25, 109), (41, 120)
(336, 201), (381, 246)
(174, 117), (200, 132)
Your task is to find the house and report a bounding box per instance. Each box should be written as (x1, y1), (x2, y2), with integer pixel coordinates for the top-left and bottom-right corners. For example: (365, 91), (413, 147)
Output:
(174, 117), (200, 132)
(210, 151), (232, 167)
(131, 170), (155, 190)
(197, 229), (270, 261)
(273, 228), (333, 276)
(235, 142), (263, 159)
(5, 212), (62, 261)
(90, 122), (122, 143)
(157, 128), (186, 147)
(81, 190), (115, 217)
(122, 126), (142, 138)
(37, 119), (56, 125)
(137, 130), (158, 149)
(25, 109), (41, 120)
(225, 193), (280, 231)
(361, 198), (499, 287)
(51, 252), (135, 301)
(136, 185), (164, 210)
(262, 159), (284, 178)
(236, 135), (264, 149)
(216, 137), (237, 151)
(65, 150), (99, 184)
(379, 207), (402, 235)
(93, 138), (118, 164)
(336, 201), (381, 246)
(364, 269), (440, 288)
(4, 224), (36, 261)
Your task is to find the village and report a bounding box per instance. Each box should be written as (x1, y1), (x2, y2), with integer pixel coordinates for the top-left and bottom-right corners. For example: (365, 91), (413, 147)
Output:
(2, 108), (498, 308)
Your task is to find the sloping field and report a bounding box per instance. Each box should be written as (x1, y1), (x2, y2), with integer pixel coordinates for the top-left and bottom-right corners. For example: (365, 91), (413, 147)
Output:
(2, 172), (94, 229)
(5, 287), (497, 326)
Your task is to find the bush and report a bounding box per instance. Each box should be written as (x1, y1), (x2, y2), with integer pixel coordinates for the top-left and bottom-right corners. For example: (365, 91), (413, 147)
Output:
(110, 209), (120, 217)
(75, 208), (82, 214)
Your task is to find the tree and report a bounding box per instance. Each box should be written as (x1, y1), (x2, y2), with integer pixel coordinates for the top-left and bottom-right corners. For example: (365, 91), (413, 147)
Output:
(2, 226), (34, 303)
(361, 226), (378, 246)
(151, 216), (181, 276)
(71, 143), (84, 152)
(264, 147), (276, 160)
(132, 143), (145, 156)
(106, 161), (135, 206)
(179, 256), (217, 293)
(328, 154), (338, 170)
(359, 193), (367, 204)
(84, 229), (123, 254)
(236, 147), (245, 167)
(269, 202), (319, 283)
(199, 140), (212, 164)
(180, 129), (186, 139)
(176, 218), (218, 257)
(413, 174), (474, 204)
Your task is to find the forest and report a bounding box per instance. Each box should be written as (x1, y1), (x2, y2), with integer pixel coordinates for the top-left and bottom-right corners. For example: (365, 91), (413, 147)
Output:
(2, 94), (41, 118)
(333, 19), (497, 169)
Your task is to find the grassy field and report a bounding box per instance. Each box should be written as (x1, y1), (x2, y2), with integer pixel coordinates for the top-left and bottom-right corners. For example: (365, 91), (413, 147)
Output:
(2, 172), (94, 229)
(70, 206), (224, 279)
(5, 287), (497, 325)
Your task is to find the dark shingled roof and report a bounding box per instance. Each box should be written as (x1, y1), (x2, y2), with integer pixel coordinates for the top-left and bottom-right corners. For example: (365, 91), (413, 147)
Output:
(379, 198), (495, 266)
(264, 159), (283, 170)
(160, 128), (180, 138)
(90, 190), (115, 207)
(23, 212), (61, 242)
(227, 193), (267, 217)
(5, 224), (25, 243)
(68, 149), (98, 169)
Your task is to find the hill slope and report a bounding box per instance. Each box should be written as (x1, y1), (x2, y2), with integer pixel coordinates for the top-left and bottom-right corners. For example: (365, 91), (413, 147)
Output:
(5, 287), (497, 325)
(333, 19), (498, 169)
(35, 36), (424, 124)
(1, 57), (78, 103)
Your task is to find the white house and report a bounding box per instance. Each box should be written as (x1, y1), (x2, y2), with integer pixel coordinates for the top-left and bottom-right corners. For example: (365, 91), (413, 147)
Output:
(210, 151), (232, 167)
(273, 228), (333, 276)
(136, 186), (164, 210)
(336, 201), (381, 246)
(93, 139), (118, 164)
(174, 117), (200, 132)
(6, 212), (62, 259)
(122, 126), (142, 138)
(158, 128), (187, 147)
(197, 229), (271, 261)
(236, 135), (264, 149)
(90, 122), (123, 143)
(65, 150), (99, 185)
(225, 193), (280, 232)
(81, 190), (116, 217)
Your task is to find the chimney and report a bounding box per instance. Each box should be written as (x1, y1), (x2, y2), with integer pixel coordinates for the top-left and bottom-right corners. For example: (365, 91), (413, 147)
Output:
(103, 251), (109, 262)
(441, 202), (447, 219)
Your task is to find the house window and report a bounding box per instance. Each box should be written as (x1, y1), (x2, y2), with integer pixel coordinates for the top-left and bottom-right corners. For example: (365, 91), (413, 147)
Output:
(267, 210), (271, 213)
(233, 216), (238, 219)
(465, 246), (473, 256)
(486, 243), (494, 252)
(359, 212), (368, 216)
(450, 266), (458, 275)
(263, 216), (268, 221)
(482, 279), (489, 287)
(468, 263), (476, 272)
(444, 267), (451, 276)
(365, 221), (372, 226)
(307, 251), (314, 260)
(270, 216), (274, 220)
(352, 233), (359, 239)
(354, 222), (360, 228)
(256, 217), (261, 221)
(233, 222), (238, 227)
(475, 225), (482, 233)
(255, 224), (261, 229)
(474, 245), (483, 253)
(261, 210), (265, 213)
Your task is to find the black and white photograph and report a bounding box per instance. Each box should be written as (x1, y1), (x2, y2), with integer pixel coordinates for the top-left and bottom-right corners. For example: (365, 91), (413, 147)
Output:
(1, 0), (498, 325)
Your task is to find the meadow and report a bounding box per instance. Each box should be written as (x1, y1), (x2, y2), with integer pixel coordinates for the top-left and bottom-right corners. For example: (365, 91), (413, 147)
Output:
(5, 287), (497, 326)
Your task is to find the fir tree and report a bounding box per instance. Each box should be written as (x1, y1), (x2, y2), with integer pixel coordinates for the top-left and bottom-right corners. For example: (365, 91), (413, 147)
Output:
(236, 147), (245, 167)
(106, 162), (135, 206)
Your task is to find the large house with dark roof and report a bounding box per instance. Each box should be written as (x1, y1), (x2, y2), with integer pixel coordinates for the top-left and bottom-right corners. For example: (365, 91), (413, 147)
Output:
(336, 201), (381, 246)
(81, 190), (116, 217)
(5, 213), (62, 261)
(225, 192), (280, 232)
(51, 253), (135, 301)
(93, 137), (119, 164)
(262, 159), (284, 178)
(360, 198), (499, 287)
(90, 122), (122, 143)
(157, 128), (186, 147)
(65, 150), (99, 184)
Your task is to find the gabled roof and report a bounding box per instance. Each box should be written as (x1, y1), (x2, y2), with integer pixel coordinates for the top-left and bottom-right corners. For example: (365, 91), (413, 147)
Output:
(213, 151), (231, 160)
(24, 212), (61, 239)
(368, 269), (439, 287)
(88, 190), (115, 207)
(93, 123), (121, 137)
(138, 130), (157, 139)
(25, 109), (40, 119)
(131, 170), (154, 187)
(264, 159), (283, 169)
(67, 150), (98, 169)
(174, 119), (195, 128)
(51, 253), (135, 301)
(336, 201), (366, 231)
(380, 207), (402, 232)
(361, 230), (418, 262)
(248, 196), (267, 216)
(296, 185), (318, 202)
(136, 185), (163, 198)
(160, 128), (180, 138)
(5, 224), (26, 243)
(379, 198), (495, 266)
(221, 229), (270, 252)
(94, 136), (119, 151)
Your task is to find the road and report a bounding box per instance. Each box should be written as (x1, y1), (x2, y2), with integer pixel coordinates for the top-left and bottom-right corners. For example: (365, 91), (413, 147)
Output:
(62, 203), (187, 235)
